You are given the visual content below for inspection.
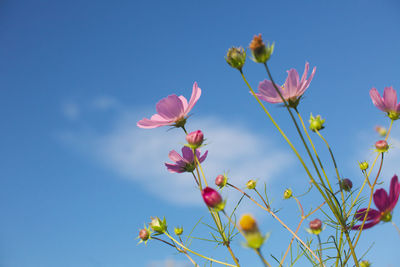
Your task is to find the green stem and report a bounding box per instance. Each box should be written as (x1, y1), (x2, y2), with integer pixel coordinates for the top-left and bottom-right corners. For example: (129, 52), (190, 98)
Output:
(164, 232), (237, 267)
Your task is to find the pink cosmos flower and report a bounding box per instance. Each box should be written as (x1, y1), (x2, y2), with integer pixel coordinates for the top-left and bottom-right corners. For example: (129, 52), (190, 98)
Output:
(352, 175), (400, 230)
(165, 146), (208, 173)
(137, 82), (201, 129)
(256, 62), (316, 108)
(370, 86), (400, 120)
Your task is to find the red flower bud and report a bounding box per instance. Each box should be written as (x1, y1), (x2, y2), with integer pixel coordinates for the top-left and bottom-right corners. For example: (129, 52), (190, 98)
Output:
(375, 140), (388, 151)
(309, 219), (322, 231)
(201, 187), (224, 210)
(186, 130), (204, 148)
(340, 178), (353, 192)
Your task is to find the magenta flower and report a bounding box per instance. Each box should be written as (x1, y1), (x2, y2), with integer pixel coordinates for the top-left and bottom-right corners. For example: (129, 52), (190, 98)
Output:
(370, 86), (400, 120)
(352, 175), (400, 230)
(256, 62), (316, 108)
(137, 82), (201, 129)
(165, 146), (208, 173)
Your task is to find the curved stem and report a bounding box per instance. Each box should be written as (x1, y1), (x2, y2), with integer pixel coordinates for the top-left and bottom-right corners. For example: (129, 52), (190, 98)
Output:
(164, 232), (237, 267)
(255, 248), (272, 267)
(392, 221), (400, 236)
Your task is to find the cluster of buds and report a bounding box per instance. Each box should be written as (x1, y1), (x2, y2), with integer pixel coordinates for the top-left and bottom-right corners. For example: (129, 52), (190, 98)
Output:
(309, 114), (325, 132)
(239, 214), (267, 249)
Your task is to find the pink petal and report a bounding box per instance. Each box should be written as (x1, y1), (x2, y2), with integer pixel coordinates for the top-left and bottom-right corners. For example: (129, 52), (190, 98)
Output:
(354, 208), (381, 221)
(299, 62), (310, 85)
(352, 218), (381, 230)
(383, 86), (398, 111)
(165, 163), (185, 173)
(370, 88), (386, 112)
(156, 95), (185, 120)
(298, 66), (316, 96)
(181, 146), (194, 163)
(179, 95), (189, 111)
(257, 80), (284, 103)
(185, 82), (201, 116)
(388, 175), (400, 211)
(284, 69), (300, 99)
(168, 150), (184, 163)
(198, 150), (208, 163)
(137, 117), (173, 129)
(373, 188), (389, 212)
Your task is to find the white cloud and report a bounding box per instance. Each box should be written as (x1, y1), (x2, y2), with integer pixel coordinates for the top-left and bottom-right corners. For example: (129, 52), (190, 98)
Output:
(91, 96), (119, 111)
(62, 102), (80, 120)
(60, 109), (295, 206)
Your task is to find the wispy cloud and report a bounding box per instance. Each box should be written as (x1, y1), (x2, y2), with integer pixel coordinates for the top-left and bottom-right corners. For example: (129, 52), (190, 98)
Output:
(62, 102), (80, 120)
(60, 103), (295, 206)
(147, 258), (190, 267)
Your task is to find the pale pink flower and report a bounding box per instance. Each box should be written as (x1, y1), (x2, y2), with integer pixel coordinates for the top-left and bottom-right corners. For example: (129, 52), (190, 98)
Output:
(256, 62), (316, 108)
(165, 146), (208, 173)
(137, 82), (201, 129)
(370, 86), (400, 120)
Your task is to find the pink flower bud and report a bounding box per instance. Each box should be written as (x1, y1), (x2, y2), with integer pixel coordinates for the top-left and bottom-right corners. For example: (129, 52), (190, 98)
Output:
(309, 219), (322, 231)
(186, 130), (204, 148)
(215, 174), (227, 188)
(375, 140), (388, 151)
(201, 187), (224, 210)
(340, 178), (353, 192)
(139, 228), (150, 241)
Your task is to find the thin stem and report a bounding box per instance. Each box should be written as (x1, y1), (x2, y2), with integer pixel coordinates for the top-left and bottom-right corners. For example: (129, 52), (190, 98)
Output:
(152, 236), (176, 248)
(385, 120), (394, 141)
(254, 188), (270, 209)
(255, 248), (272, 267)
(179, 236), (200, 267)
(227, 183), (324, 266)
(317, 234), (323, 267)
(191, 172), (200, 186)
(164, 232), (237, 267)
(392, 221), (400, 236)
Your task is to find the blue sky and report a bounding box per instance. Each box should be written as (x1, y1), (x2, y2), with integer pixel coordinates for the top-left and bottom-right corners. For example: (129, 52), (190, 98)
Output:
(1, 0), (400, 266)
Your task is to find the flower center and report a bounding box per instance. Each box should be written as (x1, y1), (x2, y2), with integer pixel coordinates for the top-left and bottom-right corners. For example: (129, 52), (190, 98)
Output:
(380, 211), (392, 222)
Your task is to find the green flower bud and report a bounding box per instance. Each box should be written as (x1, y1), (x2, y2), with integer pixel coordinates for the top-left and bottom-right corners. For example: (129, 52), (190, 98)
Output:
(244, 232), (267, 249)
(150, 217), (167, 234)
(309, 113), (325, 132)
(249, 34), (274, 63)
(388, 111), (400, 120)
(174, 227), (183, 236)
(359, 161), (369, 171)
(360, 260), (371, 267)
(246, 179), (257, 189)
(283, 188), (292, 199)
(226, 47), (246, 70)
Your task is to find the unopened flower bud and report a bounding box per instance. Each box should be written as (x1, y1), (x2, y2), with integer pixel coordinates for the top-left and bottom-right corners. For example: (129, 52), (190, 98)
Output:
(360, 260), (371, 267)
(309, 113), (325, 132)
(150, 217), (167, 233)
(375, 126), (387, 137)
(307, 218), (323, 235)
(239, 214), (258, 232)
(249, 34), (274, 63)
(226, 47), (246, 70)
(283, 188), (292, 199)
(246, 179), (257, 189)
(186, 130), (204, 149)
(215, 174), (227, 188)
(139, 228), (150, 241)
(174, 227), (183, 236)
(359, 161), (369, 171)
(201, 187), (225, 211)
(375, 140), (389, 152)
(339, 178), (353, 192)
